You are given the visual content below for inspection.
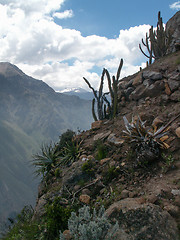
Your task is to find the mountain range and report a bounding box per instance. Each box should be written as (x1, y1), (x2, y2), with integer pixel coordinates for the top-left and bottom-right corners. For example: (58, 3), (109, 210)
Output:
(0, 62), (93, 224)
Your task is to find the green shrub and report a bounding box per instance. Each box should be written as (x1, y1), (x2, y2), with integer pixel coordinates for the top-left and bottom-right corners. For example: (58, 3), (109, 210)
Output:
(56, 129), (75, 152)
(59, 205), (119, 240)
(103, 166), (120, 184)
(95, 141), (108, 160)
(81, 159), (95, 177)
(1, 206), (42, 240)
(44, 197), (73, 240)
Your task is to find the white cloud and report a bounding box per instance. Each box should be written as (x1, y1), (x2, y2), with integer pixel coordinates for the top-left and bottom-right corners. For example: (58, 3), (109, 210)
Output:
(169, 1), (180, 10)
(0, 1), (149, 92)
(53, 9), (73, 19)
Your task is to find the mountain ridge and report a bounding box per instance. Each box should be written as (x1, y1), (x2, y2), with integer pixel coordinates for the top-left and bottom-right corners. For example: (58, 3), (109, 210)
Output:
(0, 62), (93, 223)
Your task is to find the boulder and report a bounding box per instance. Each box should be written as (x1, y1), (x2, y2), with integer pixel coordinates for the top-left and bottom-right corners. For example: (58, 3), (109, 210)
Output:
(168, 79), (180, 92)
(166, 11), (180, 53)
(91, 120), (103, 129)
(175, 127), (180, 138)
(79, 194), (90, 204)
(106, 198), (179, 240)
(93, 131), (111, 141)
(142, 71), (163, 80)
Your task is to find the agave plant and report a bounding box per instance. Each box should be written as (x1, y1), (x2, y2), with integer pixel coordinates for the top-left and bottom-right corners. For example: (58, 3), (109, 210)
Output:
(58, 139), (82, 166)
(32, 143), (60, 178)
(122, 115), (172, 165)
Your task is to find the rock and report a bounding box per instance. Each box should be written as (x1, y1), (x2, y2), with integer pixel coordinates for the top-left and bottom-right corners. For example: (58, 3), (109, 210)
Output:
(171, 189), (180, 196)
(79, 194), (90, 204)
(106, 198), (179, 240)
(152, 117), (163, 128)
(120, 189), (130, 199)
(163, 204), (179, 218)
(143, 71), (163, 80)
(93, 131), (111, 141)
(168, 79), (180, 92)
(107, 133), (124, 145)
(129, 85), (146, 101)
(166, 11), (180, 53)
(125, 79), (133, 88)
(143, 79), (154, 87)
(62, 230), (72, 240)
(100, 157), (111, 165)
(81, 188), (91, 195)
(132, 72), (143, 86)
(130, 81), (165, 100)
(32, 195), (47, 220)
(146, 194), (158, 204)
(91, 120), (102, 129)
(164, 81), (172, 95)
(79, 154), (87, 161)
(124, 87), (134, 99)
(170, 90), (180, 101)
(175, 127), (180, 138)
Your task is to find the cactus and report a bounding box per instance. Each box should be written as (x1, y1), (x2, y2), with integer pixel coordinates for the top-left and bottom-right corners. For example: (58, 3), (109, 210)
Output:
(105, 59), (123, 118)
(92, 98), (98, 121)
(83, 69), (106, 120)
(83, 59), (123, 120)
(139, 11), (170, 65)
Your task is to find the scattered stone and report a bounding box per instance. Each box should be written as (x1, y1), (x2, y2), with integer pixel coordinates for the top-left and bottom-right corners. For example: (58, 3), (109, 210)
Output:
(164, 81), (172, 95)
(163, 204), (179, 218)
(120, 189), (130, 199)
(79, 194), (90, 204)
(107, 133), (124, 145)
(93, 131), (111, 141)
(100, 158), (111, 165)
(152, 117), (163, 128)
(81, 188), (91, 195)
(124, 87), (134, 99)
(87, 155), (95, 161)
(79, 154), (87, 161)
(171, 189), (180, 196)
(91, 120), (102, 129)
(106, 198), (179, 240)
(170, 90), (180, 101)
(62, 230), (72, 240)
(175, 127), (180, 138)
(143, 71), (163, 80)
(168, 79), (180, 92)
(132, 73), (142, 86)
(147, 194), (158, 204)
(166, 11), (180, 53)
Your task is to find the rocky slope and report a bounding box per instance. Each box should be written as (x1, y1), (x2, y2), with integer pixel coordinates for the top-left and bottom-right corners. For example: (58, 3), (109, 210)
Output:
(0, 62), (92, 223)
(30, 50), (180, 240)
(2, 11), (180, 240)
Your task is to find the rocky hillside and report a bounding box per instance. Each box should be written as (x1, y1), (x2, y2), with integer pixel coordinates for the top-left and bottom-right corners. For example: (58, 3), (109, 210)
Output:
(0, 62), (92, 224)
(2, 11), (180, 240)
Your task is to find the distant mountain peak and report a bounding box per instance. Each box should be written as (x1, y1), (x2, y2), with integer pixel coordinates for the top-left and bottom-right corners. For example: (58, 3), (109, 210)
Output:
(0, 62), (25, 78)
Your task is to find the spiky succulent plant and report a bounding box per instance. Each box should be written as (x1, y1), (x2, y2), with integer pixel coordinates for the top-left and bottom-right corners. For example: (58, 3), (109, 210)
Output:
(122, 115), (171, 165)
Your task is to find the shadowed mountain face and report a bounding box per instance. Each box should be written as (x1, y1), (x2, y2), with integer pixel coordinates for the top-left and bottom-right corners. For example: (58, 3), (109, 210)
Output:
(0, 62), (93, 223)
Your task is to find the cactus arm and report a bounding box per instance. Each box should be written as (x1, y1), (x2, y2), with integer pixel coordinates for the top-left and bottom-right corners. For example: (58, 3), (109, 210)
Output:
(83, 77), (98, 100)
(92, 98), (98, 121)
(116, 58), (123, 81)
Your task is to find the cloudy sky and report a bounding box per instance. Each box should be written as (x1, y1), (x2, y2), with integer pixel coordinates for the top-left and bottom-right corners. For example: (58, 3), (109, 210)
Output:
(0, 0), (179, 92)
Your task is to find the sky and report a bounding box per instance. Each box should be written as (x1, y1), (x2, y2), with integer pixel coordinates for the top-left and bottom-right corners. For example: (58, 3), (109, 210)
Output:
(0, 0), (179, 92)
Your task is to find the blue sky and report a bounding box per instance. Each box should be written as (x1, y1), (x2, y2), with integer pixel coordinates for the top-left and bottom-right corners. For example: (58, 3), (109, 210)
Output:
(58, 0), (177, 38)
(0, 0), (179, 92)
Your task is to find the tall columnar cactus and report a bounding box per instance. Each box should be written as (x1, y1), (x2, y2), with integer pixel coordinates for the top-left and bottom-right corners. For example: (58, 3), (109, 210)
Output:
(105, 59), (123, 118)
(83, 69), (106, 121)
(139, 11), (170, 65)
(83, 59), (123, 121)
